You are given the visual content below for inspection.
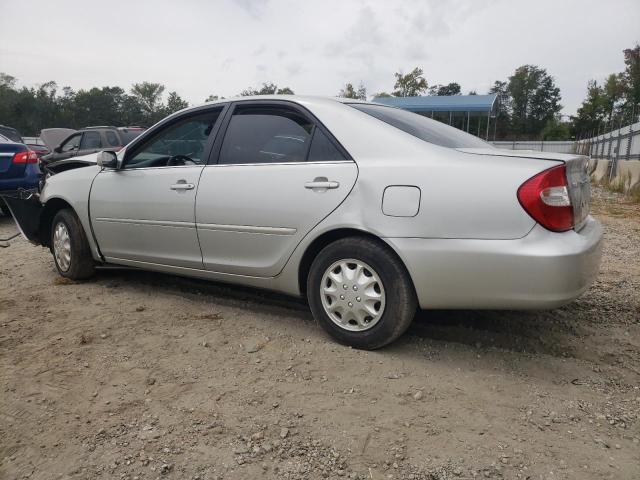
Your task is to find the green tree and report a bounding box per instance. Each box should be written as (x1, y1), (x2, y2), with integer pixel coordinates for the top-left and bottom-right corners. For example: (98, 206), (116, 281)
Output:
(130, 82), (166, 124)
(164, 91), (189, 115)
(392, 67), (428, 97)
(603, 73), (626, 121)
(429, 82), (461, 96)
(573, 80), (608, 134)
(71, 86), (129, 128)
(338, 82), (366, 100)
(488, 80), (511, 139)
(240, 82), (294, 96)
(205, 95), (220, 102)
(621, 44), (640, 114)
(373, 92), (392, 98)
(507, 65), (562, 138)
(542, 117), (571, 140)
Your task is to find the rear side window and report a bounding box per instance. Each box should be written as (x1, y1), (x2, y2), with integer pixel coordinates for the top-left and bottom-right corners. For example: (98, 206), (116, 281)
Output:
(105, 130), (120, 147)
(307, 128), (346, 162)
(349, 104), (489, 149)
(80, 131), (102, 149)
(219, 106), (313, 164)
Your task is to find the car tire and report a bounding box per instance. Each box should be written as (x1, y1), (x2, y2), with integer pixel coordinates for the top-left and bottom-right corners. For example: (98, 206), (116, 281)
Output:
(307, 236), (417, 350)
(50, 209), (95, 280)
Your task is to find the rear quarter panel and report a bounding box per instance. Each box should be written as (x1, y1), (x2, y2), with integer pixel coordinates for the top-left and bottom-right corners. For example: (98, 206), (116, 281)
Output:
(299, 100), (559, 240)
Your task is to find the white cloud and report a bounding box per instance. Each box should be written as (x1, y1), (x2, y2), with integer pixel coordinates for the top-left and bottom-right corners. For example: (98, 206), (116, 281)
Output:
(0, 0), (638, 113)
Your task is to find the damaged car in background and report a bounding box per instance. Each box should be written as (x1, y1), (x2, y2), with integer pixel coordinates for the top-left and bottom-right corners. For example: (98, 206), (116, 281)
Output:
(1, 96), (603, 349)
(38, 126), (146, 175)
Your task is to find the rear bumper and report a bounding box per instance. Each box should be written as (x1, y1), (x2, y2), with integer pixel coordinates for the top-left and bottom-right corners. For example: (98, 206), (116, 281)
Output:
(385, 216), (603, 309)
(0, 163), (41, 191)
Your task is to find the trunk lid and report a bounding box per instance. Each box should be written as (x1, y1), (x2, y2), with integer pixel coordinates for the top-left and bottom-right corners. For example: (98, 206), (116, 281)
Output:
(0, 143), (27, 177)
(458, 148), (591, 231)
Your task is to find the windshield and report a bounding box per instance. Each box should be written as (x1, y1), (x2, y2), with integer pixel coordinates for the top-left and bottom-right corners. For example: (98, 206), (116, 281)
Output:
(349, 103), (491, 149)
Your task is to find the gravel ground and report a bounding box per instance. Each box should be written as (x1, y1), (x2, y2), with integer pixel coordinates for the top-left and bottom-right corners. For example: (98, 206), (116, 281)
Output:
(1, 188), (639, 480)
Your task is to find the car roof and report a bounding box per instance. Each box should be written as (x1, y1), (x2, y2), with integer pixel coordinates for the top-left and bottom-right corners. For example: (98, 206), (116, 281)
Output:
(175, 95), (391, 118)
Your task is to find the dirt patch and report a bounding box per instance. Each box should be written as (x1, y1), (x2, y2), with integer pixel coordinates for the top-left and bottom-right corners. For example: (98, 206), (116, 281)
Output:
(1, 191), (639, 479)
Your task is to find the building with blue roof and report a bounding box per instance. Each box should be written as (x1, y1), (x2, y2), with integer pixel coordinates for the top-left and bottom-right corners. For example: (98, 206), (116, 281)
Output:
(372, 94), (498, 140)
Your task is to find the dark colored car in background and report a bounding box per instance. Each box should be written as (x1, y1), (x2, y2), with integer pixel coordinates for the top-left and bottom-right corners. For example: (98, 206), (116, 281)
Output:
(22, 137), (51, 159)
(40, 126), (146, 165)
(0, 135), (39, 216)
(0, 125), (24, 143)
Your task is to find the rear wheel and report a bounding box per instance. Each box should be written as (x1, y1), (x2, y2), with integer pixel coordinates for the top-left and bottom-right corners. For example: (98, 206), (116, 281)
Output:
(50, 209), (95, 280)
(307, 237), (417, 350)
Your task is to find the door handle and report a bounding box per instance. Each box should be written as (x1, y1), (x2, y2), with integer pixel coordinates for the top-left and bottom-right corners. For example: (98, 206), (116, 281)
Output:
(304, 178), (340, 190)
(170, 181), (195, 191)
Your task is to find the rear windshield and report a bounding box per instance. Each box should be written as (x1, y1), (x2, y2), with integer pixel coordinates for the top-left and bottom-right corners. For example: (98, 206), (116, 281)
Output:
(0, 126), (23, 143)
(349, 104), (490, 149)
(119, 129), (146, 145)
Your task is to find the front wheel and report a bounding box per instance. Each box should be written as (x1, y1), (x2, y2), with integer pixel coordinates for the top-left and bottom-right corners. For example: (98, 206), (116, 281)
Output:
(50, 209), (95, 280)
(307, 237), (417, 350)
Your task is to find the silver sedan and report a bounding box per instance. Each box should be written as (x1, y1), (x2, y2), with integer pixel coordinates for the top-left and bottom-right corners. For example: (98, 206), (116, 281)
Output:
(5, 96), (603, 349)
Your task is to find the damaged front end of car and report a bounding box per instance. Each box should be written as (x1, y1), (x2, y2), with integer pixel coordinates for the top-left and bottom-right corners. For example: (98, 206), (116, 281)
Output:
(2, 155), (96, 246)
(1, 188), (44, 244)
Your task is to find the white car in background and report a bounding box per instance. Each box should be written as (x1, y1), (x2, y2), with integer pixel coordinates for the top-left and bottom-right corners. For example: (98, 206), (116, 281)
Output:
(4, 96), (602, 349)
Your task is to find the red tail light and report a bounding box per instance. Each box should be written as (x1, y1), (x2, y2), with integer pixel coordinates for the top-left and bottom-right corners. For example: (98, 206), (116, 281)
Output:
(517, 164), (573, 232)
(13, 150), (39, 164)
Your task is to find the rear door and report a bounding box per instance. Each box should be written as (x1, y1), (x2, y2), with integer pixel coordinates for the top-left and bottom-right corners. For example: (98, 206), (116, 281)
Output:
(78, 131), (103, 156)
(195, 101), (358, 277)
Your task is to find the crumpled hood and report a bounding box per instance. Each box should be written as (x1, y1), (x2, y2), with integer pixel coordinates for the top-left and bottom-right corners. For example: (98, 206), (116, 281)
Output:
(44, 151), (100, 175)
(40, 128), (77, 150)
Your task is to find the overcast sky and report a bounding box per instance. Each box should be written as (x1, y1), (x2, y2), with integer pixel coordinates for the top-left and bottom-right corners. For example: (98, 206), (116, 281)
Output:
(1, 0), (638, 115)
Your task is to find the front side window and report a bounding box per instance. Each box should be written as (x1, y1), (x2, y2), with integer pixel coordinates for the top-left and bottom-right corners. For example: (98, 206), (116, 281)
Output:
(219, 106), (313, 165)
(80, 131), (102, 150)
(124, 109), (222, 169)
(61, 134), (82, 152)
(349, 104), (489, 149)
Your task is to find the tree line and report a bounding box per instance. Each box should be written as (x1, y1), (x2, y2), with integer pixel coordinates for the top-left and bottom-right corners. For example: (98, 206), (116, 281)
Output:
(336, 44), (638, 141)
(0, 43), (637, 140)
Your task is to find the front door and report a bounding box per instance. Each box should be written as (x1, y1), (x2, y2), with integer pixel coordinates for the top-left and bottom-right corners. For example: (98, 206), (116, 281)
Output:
(196, 102), (358, 277)
(90, 107), (225, 269)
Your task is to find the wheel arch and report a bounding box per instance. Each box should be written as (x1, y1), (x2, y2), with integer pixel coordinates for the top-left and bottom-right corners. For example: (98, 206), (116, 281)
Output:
(39, 197), (75, 248)
(297, 227), (416, 297)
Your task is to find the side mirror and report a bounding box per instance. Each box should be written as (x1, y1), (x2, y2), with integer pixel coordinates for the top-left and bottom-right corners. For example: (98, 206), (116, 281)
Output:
(54, 146), (62, 153)
(97, 151), (118, 169)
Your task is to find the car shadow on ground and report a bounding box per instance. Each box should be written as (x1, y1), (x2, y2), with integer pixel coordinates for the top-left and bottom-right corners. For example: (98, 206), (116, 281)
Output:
(94, 266), (587, 361)
(0, 209), (589, 362)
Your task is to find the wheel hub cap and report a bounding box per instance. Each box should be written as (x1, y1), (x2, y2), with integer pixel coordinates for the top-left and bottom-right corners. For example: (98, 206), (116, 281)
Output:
(53, 222), (71, 272)
(320, 259), (386, 332)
